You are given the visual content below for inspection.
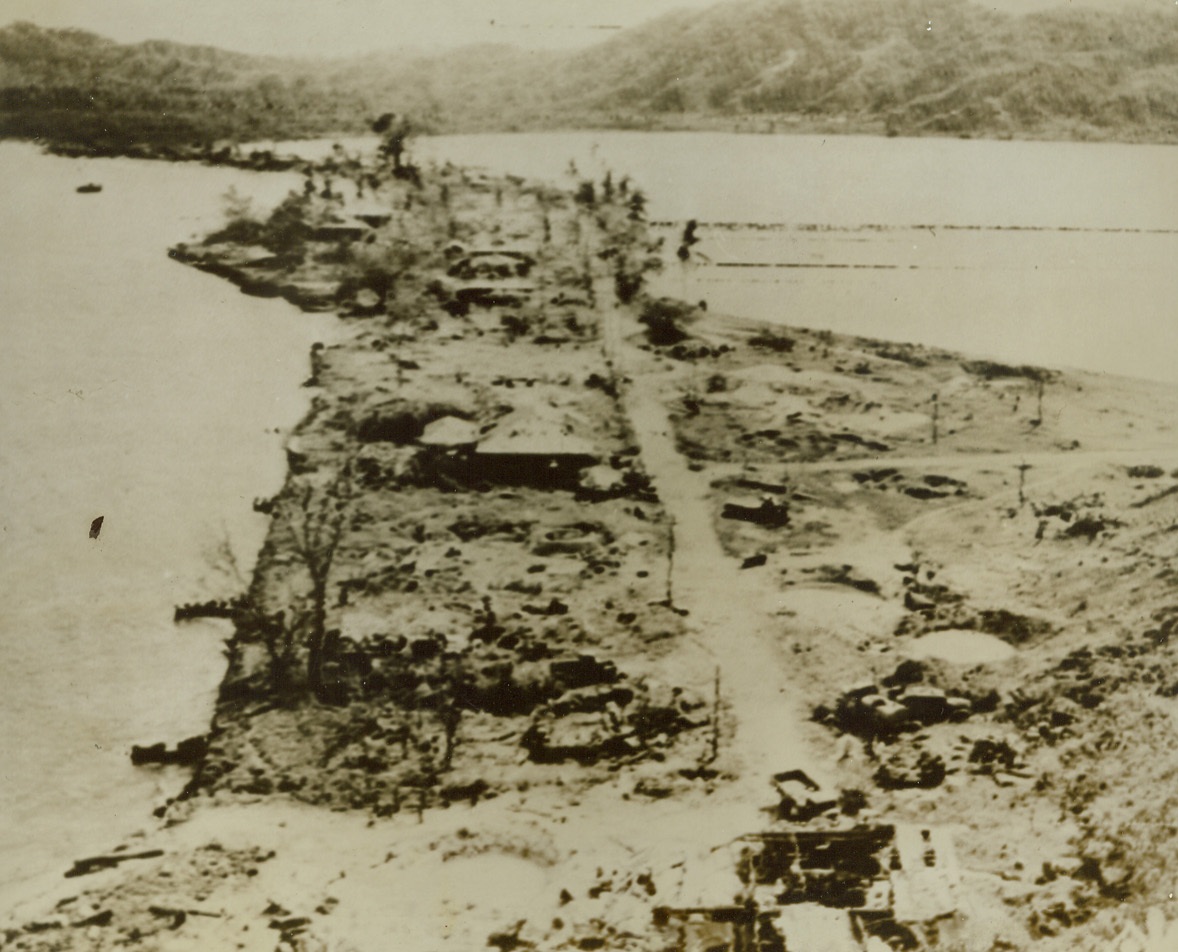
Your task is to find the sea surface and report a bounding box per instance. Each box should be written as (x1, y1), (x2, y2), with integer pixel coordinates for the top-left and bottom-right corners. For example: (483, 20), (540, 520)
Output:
(414, 131), (1178, 383)
(297, 130), (1178, 379)
(0, 142), (334, 912)
(3, 128), (1176, 914)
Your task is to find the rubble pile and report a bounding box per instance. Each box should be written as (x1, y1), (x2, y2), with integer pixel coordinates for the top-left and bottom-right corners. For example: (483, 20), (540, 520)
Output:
(815, 667), (976, 742)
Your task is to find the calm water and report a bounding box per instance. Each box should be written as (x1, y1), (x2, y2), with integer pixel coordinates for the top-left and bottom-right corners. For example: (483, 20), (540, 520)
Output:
(0, 142), (333, 913)
(412, 131), (1178, 382)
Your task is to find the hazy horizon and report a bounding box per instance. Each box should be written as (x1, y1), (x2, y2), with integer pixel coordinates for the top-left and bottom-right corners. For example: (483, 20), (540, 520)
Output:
(3, 0), (1172, 58)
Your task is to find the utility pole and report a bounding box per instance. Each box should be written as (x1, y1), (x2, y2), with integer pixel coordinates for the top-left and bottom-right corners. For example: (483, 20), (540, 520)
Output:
(666, 515), (676, 608)
(1017, 461), (1032, 508)
(710, 666), (721, 764)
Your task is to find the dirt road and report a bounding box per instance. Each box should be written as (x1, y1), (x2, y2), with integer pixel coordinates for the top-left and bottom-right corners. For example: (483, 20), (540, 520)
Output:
(600, 286), (832, 810)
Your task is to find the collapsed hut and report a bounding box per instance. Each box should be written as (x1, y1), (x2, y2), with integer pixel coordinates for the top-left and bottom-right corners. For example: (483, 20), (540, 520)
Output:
(310, 220), (366, 242)
(439, 248), (538, 312)
(345, 197), (394, 229)
(721, 496), (790, 528)
(657, 824), (960, 952)
(446, 249), (535, 280)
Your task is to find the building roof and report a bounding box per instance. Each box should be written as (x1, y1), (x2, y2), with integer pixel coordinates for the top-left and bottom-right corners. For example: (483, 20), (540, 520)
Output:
(346, 198), (394, 226)
(226, 245), (284, 266)
(476, 407), (596, 457)
(580, 465), (626, 493)
(447, 251), (535, 281)
(311, 223), (365, 241)
(418, 415), (481, 447)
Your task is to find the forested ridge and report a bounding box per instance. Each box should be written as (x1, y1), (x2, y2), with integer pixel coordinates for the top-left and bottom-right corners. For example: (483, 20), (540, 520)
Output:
(3, 0), (1178, 149)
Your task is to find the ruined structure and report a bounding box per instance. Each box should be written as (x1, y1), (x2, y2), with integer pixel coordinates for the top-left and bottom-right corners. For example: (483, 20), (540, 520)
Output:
(658, 824), (959, 952)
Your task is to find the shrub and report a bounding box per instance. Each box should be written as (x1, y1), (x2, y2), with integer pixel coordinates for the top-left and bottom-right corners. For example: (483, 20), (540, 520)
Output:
(748, 332), (795, 353)
(204, 185), (265, 245)
(638, 295), (697, 346)
(260, 192), (314, 253)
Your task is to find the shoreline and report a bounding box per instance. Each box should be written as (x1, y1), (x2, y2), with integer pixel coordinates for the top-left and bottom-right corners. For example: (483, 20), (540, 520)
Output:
(8, 149), (1178, 951)
(0, 140), (340, 920)
(11, 106), (1178, 173)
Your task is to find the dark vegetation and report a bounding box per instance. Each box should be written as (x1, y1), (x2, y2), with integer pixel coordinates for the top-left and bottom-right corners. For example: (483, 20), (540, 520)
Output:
(6, 0), (1178, 152)
(0, 23), (377, 149)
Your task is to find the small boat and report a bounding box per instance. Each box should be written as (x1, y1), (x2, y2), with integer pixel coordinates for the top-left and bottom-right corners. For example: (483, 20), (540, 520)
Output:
(76, 183), (103, 194)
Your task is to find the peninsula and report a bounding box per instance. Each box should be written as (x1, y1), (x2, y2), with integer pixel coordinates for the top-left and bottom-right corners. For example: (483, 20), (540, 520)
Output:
(7, 146), (1178, 952)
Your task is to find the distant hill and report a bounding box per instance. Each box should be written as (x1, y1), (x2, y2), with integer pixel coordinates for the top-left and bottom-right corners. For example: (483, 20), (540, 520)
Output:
(3, 0), (1178, 150)
(0, 21), (380, 146)
(544, 0), (1178, 140)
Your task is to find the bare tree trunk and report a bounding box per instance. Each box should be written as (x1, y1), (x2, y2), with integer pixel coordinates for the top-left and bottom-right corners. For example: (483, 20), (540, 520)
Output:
(283, 467), (350, 701)
(440, 708), (460, 772)
(709, 667), (722, 764)
(306, 576), (329, 698)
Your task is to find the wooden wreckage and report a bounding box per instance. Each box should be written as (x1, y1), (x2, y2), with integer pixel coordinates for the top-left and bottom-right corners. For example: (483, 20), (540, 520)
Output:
(655, 816), (961, 952)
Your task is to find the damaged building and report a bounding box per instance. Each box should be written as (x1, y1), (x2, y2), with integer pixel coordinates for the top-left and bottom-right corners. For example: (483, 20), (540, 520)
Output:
(656, 824), (959, 952)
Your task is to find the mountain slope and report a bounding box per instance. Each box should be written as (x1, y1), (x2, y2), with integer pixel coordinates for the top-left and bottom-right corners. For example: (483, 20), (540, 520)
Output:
(3, 0), (1178, 149)
(0, 21), (378, 145)
(540, 0), (1178, 138)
